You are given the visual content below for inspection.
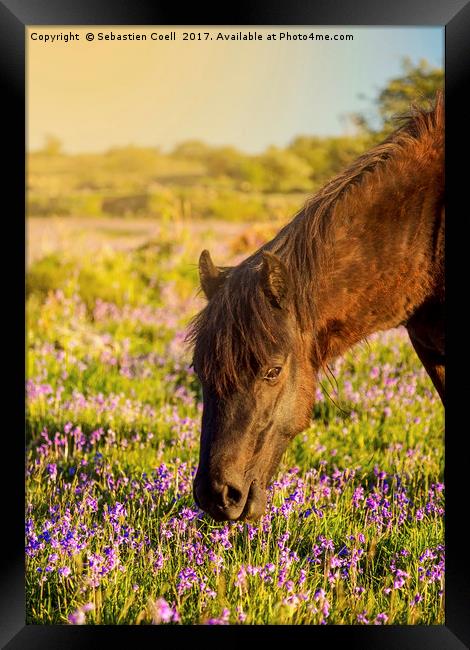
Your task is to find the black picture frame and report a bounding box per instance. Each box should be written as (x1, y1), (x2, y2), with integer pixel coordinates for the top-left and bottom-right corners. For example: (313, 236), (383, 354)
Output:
(3, 0), (469, 647)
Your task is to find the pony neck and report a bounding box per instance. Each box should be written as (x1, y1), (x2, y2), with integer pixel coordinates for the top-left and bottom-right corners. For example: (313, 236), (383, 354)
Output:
(310, 176), (443, 367)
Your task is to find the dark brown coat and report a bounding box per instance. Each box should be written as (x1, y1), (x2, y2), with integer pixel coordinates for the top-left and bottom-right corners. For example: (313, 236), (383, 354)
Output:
(188, 93), (444, 522)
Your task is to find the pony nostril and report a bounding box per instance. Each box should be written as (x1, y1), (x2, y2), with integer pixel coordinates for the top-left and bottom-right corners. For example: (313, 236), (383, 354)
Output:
(225, 484), (243, 506)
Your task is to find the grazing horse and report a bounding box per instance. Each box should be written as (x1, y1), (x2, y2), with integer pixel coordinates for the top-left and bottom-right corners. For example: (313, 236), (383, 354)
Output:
(187, 93), (444, 522)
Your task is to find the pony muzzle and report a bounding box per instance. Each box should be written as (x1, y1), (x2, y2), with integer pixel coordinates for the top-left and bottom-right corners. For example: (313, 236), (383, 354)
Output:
(193, 471), (265, 522)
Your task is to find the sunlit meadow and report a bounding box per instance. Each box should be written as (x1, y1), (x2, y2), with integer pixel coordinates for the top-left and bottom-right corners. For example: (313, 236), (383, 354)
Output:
(26, 218), (444, 626)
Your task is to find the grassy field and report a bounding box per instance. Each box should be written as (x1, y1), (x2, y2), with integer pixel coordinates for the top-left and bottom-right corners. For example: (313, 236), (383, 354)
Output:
(26, 218), (444, 625)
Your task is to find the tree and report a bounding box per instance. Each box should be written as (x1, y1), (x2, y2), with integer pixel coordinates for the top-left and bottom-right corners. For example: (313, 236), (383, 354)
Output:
(288, 135), (370, 187)
(257, 146), (313, 193)
(171, 140), (212, 160)
(42, 134), (63, 156)
(352, 58), (444, 140)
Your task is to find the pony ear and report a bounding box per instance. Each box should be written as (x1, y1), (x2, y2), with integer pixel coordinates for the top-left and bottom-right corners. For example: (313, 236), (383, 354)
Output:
(260, 251), (291, 309)
(199, 250), (225, 300)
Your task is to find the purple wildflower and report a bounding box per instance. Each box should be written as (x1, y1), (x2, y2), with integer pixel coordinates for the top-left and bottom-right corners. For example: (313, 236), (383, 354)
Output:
(357, 610), (369, 624)
(58, 566), (71, 577)
(374, 612), (388, 625)
(152, 598), (174, 624)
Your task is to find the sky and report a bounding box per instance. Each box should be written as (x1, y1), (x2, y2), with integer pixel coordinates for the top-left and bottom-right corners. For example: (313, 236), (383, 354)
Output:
(27, 26), (443, 154)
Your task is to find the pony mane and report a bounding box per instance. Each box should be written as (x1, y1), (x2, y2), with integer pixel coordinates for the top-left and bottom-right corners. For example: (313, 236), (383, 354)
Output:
(186, 92), (444, 396)
(187, 264), (293, 396)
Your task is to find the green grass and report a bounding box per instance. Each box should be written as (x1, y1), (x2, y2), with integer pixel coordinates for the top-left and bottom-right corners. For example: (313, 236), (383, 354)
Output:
(25, 223), (444, 625)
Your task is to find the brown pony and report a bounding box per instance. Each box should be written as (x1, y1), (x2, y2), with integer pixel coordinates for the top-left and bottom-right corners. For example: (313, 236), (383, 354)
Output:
(187, 93), (444, 522)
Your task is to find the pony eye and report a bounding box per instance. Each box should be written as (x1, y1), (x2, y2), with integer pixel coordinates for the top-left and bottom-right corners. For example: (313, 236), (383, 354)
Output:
(264, 366), (282, 381)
